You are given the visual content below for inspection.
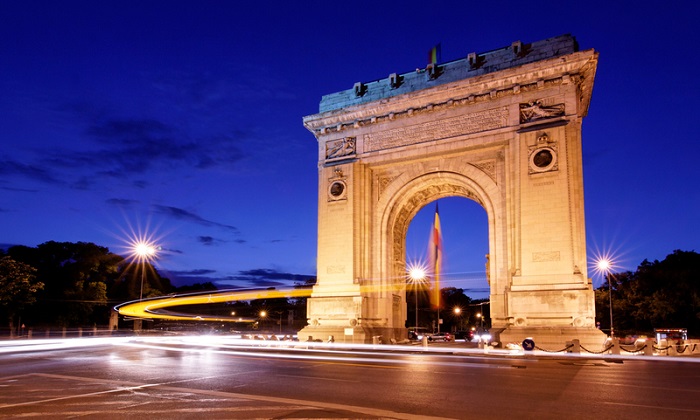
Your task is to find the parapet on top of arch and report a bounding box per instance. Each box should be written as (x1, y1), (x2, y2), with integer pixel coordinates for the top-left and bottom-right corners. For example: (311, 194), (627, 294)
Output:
(303, 34), (597, 138)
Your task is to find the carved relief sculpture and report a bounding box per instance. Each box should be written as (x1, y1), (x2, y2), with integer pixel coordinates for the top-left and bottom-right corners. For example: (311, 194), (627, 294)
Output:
(519, 100), (565, 123)
(326, 137), (356, 160)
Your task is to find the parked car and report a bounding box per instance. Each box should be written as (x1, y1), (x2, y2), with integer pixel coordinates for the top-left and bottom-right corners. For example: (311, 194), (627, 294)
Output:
(427, 332), (452, 342)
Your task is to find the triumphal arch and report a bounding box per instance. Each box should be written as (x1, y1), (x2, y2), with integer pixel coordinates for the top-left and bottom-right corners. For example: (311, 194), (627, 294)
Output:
(299, 35), (605, 348)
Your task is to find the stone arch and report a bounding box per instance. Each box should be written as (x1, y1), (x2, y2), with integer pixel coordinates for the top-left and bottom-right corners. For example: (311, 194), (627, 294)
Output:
(378, 169), (499, 296)
(300, 35), (605, 349)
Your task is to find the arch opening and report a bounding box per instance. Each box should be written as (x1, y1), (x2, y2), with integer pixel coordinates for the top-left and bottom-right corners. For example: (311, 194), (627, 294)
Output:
(404, 196), (489, 339)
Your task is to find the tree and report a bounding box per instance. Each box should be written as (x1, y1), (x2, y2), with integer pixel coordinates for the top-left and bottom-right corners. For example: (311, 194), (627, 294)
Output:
(440, 287), (473, 331)
(595, 250), (700, 336)
(0, 256), (44, 332)
(9, 242), (122, 326)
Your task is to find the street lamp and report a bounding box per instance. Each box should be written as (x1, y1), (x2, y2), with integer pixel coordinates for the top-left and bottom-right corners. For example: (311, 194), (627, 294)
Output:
(597, 259), (615, 338)
(407, 263), (427, 336)
(476, 312), (483, 329)
(276, 311), (283, 334)
(453, 307), (462, 331)
(259, 310), (267, 330)
(133, 241), (157, 301)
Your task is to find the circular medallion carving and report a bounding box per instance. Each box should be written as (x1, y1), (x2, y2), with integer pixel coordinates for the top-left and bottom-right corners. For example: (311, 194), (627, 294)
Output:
(533, 149), (553, 168)
(328, 180), (346, 200)
(529, 147), (557, 173)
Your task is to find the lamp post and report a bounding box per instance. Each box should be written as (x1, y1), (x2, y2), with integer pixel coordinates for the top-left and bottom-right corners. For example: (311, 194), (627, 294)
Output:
(476, 312), (483, 329)
(259, 310), (267, 331)
(597, 259), (615, 338)
(133, 241), (157, 301)
(453, 307), (462, 331)
(275, 311), (283, 333)
(407, 265), (427, 336)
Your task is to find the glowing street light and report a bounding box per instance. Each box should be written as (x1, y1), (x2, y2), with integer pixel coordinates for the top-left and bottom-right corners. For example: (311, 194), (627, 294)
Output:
(259, 310), (267, 331)
(407, 262), (428, 336)
(132, 241), (157, 301)
(597, 258), (615, 338)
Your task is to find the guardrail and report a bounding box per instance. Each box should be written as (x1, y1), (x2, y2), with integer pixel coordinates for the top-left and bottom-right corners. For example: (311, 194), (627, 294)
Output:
(529, 338), (700, 357)
(0, 327), (128, 340)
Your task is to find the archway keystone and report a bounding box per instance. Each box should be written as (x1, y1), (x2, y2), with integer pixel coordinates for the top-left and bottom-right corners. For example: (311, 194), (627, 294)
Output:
(300, 35), (605, 348)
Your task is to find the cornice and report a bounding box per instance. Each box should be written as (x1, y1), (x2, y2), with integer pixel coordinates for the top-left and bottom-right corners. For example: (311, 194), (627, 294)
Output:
(303, 49), (598, 137)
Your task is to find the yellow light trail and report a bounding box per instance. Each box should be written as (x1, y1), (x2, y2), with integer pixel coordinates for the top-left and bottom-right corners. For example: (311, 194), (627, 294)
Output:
(115, 281), (416, 322)
(115, 288), (313, 322)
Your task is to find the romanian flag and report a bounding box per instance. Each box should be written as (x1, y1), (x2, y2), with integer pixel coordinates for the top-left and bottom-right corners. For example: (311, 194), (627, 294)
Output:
(429, 202), (443, 309)
(428, 43), (441, 65)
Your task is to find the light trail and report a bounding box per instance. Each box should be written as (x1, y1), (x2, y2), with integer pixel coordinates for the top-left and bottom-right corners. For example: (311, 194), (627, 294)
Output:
(115, 287), (313, 321)
(115, 282), (421, 322)
(2, 335), (700, 365)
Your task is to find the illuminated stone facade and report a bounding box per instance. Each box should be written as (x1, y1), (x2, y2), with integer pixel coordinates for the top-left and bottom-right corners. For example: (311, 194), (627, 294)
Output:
(300, 35), (605, 348)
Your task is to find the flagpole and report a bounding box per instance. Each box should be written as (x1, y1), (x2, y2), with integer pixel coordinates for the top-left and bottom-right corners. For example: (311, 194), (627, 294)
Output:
(430, 201), (441, 333)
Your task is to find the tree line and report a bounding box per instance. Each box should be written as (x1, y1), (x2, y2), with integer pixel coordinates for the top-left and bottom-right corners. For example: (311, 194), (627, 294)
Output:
(0, 241), (314, 334)
(0, 241), (179, 331)
(594, 249), (700, 337)
(1, 242), (698, 337)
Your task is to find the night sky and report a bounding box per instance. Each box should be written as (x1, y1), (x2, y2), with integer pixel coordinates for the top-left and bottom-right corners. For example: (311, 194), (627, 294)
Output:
(1, 1), (698, 297)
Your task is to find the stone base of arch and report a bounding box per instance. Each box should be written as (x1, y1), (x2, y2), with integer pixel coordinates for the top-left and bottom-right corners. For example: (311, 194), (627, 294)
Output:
(297, 325), (405, 344)
(494, 326), (607, 352)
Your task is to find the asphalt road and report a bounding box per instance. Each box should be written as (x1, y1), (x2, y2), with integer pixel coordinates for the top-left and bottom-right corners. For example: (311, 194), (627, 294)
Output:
(1, 336), (699, 419)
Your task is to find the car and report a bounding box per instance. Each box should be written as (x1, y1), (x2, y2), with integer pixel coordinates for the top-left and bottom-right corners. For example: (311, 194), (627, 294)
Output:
(473, 328), (491, 343)
(427, 332), (452, 342)
(408, 328), (430, 340)
(454, 330), (475, 341)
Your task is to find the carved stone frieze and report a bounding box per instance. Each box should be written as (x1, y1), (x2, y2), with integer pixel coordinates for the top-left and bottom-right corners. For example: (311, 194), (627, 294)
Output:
(377, 174), (400, 198)
(472, 160), (497, 183)
(392, 184), (482, 263)
(364, 107), (508, 152)
(325, 137), (356, 161)
(519, 100), (565, 123)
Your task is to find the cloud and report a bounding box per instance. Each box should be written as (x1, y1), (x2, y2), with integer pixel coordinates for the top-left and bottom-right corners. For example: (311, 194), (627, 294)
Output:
(233, 268), (312, 283)
(0, 160), (62, 185)
(5, 112), (247, 190)
(172, 269), (217, 276)
(164, 267), (314, 289)
(40, 117), (246, 185)
(1, 186), (39, 193)
(106, 198), (140, 207)
(198, 236), (215, 246)
(153, 205), (239, 233)
(197, 236), (246, 246)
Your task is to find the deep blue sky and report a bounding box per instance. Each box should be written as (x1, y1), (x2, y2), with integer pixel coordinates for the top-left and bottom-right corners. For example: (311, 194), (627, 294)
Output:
(1, 1), (698, 297)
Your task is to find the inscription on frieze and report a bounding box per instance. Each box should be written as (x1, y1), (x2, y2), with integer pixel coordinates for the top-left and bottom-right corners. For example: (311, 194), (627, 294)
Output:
(364, 107), (508, 152)
(326, 265), (346, 274)
(309, 297), (360, 317)
(532, 251), (561, 262)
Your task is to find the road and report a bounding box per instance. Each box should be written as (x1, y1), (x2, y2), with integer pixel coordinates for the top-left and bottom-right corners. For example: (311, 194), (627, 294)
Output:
(1, 336), (699, 419)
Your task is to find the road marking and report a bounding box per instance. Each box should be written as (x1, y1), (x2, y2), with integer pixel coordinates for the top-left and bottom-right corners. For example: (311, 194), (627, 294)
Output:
(0, 373), (454, 420)
(276, 373), (361, 382)
(604, 401), (700, 413)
